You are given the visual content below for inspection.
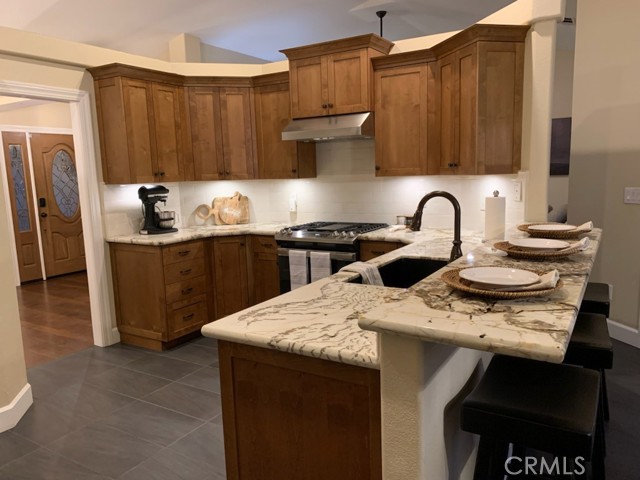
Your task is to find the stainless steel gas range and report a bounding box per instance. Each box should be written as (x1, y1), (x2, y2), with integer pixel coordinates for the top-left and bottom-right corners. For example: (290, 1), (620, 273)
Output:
(275, 221), (388, 293)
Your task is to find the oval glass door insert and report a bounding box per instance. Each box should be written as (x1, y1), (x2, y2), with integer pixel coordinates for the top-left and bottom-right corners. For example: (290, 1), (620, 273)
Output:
(52, 149), (79, 218)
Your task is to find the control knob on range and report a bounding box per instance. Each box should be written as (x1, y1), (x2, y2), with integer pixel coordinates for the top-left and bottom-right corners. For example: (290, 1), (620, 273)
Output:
(333, 231), (341, 237)
(348, 231), (356, 238)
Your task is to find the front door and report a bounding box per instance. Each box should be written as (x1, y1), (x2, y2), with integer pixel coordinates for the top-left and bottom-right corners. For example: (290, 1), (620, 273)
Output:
(30, 133), (86, 277)
(2, 132), (44, 282)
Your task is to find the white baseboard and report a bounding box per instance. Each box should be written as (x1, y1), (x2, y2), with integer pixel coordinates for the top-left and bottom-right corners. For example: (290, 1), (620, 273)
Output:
(0, 384), (33, 433)
(608, 319), (640, 348)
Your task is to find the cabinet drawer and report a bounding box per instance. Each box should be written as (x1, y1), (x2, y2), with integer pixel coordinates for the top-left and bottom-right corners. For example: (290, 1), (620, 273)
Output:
(163, 241), (204, 265)
(165, 275), (206, 305)
(359, 241), (404, 261)
(168, 297), (208, 339)
(164, 259), (205, 284)
(252, 235), (277, 254)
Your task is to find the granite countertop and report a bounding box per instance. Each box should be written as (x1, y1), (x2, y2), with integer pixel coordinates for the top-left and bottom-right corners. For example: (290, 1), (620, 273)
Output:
(105, 222), (288, 245)
(201, 226), (601, 369)
(201, 228), (483, 369)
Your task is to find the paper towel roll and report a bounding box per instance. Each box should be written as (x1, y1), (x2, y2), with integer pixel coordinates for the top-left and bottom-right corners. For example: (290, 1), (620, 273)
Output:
(484, 195), (506, 241)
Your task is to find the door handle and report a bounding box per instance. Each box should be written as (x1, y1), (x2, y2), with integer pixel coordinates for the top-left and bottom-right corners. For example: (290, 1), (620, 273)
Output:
(40, 212), (48, 218)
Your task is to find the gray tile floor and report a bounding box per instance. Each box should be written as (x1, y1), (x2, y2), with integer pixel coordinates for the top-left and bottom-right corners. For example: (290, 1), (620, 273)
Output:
(0, 336), (225, 480)
(2, 337), (639, 479)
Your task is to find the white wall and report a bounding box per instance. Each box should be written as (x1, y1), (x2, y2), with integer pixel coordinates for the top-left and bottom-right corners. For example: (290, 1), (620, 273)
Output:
(102, 141), (525, 238)
(569, 0), (640, 330)
(0, 99), (71, 128)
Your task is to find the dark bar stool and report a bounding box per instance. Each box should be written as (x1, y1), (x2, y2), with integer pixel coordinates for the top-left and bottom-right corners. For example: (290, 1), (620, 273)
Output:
(565, 312), (613, 422)
(567, 281), (614, 421)
(462, 355), (605, 479)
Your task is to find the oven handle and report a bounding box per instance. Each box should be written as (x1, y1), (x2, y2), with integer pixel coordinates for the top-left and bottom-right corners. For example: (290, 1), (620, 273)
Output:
(277, 248), (356, 262)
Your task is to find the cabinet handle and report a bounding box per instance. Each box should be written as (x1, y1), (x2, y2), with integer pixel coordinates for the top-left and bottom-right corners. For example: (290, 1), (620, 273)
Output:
(260, 243), (273, 248)
(371, 250), (386, 255)
(448, 163), (458, 168)
(291, 168), (297, 174)
(240, 242), (245, 247)
(321, 103), (328, 108)
(218, 171), (224, 176)
(225, 170), (230, 175)
(180, 268), (192, 275)
(375, 165), (381, 171)
(178, 250), (190, 257)
(182, 313), (195, 321)
(327, 103), (334, 108)
(159, 171), (165, 176)
(181, 287), (193, 295)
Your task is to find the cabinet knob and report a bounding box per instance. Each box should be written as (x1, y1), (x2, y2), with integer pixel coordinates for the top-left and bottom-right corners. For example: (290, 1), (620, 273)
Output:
(327, 103), (334, 108)
(159, 171), (165, 176)
(448, 163), (458, 168)
(225, 170), (230, 175)
(321, 103), (328, 108)
(218, 171), (224, 176)
(291, 168), (297, 174)
(375, 165), (381, 171)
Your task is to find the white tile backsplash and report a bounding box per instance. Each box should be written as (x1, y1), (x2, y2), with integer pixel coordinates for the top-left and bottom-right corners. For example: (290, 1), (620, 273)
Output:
(101, 140), (525, 235)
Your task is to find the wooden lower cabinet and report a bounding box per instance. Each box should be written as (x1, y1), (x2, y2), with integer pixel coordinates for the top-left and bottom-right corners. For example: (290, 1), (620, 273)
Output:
(110, 240), (208, 350)
(219, 341), (381, 480)
(248, 235), (280, 305)
(359, 240), (404, 261)
(211, 236), (250, 319)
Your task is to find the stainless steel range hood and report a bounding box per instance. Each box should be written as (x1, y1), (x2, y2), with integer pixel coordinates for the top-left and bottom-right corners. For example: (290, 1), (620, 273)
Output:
(281, 112), (374, 142)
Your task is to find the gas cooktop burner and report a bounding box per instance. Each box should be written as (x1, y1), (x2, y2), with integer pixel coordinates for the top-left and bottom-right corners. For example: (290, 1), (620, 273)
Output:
(275, 221), (388, 245)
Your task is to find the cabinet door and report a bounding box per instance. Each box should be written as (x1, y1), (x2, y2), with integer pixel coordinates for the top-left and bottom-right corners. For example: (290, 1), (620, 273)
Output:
(110, 244), (167, 341)
(254, 83), (316, 179)
(249, 236), (280, 305)
(94, 77), (132, 183)
(435, 46), (477, 175)
(374, 64), (430, 176)
(188, 87), (224, 180)
(327, 49), (370, 115)
(476, 41), (523, 174)
(289, 57), (327, 119)
(213, 236), (250, 318)
(151, 83), (185, 182)
(219, 88), (256, 180)
(122, 78), (157, 183)
(359, 241), (404, 261)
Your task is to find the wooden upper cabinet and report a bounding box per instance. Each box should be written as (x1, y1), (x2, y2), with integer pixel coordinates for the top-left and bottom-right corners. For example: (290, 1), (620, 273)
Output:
(373, 59), (433, 176)
(188, 86), (224, 181)
(219, 87), (256, 180)
(253, 73), (316, 179)
(89, 65), (192, 184)
(431, 25), (528, 175)
(281, 34), (394, 119)
(187, 85), (256, 181)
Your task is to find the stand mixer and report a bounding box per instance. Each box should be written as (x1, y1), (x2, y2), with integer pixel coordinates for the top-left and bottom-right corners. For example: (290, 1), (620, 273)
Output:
(138, 185), (178, 235)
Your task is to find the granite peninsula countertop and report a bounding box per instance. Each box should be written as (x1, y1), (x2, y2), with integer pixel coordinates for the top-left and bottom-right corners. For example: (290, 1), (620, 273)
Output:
(105, 222), (288, 245)
(202, 226), (602, 368)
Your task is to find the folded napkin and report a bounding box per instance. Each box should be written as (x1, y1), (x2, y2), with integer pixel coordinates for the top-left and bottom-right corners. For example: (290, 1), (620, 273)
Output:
(574, 221), (593, 232)
(563, 237), (590, 252)
(470, 270), (560, 292)
(339, 262), (384, 286)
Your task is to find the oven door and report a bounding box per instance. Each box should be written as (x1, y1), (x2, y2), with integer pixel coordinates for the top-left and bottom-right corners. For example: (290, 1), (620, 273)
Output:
(277, 248), (357, 294)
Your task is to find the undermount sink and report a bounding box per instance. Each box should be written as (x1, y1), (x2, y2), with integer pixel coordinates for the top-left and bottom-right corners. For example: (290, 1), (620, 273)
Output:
(347, 257), (448, 289)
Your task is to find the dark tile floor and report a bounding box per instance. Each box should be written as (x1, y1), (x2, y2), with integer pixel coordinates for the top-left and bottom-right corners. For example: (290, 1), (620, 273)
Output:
(1, 337), (639, 479)
(0, 335), (225, 480)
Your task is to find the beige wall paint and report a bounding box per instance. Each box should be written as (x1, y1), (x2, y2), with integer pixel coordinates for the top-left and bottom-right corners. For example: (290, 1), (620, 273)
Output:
(0, 99), (72, 128)
(0, 166), (27, 409)
(569, 0), (640, 328)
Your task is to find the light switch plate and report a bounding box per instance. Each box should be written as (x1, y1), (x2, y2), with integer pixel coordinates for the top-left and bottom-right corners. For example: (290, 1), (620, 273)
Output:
(624, 187), (640, 204)
(513, 181), (522, 202)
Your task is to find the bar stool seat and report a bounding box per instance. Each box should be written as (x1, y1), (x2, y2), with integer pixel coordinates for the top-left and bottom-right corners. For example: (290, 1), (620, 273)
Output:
(580, 282), (611, 317)
(462, 355), (604, 479)
(565, 313), (613, 370)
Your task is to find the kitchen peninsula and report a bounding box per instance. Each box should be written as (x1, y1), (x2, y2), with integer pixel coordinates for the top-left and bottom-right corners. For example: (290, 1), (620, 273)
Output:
(201, 227), (602, 480)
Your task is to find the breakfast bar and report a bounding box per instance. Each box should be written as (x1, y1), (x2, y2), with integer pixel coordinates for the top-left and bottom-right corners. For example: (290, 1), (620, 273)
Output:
(201, 227), (602, 480)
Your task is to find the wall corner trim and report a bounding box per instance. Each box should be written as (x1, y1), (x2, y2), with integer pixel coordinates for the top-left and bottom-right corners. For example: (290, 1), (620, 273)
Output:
(0, 383), (33, 433)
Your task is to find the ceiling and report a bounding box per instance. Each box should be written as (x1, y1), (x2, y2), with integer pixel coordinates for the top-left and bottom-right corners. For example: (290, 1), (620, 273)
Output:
(2, 0), (516, 63)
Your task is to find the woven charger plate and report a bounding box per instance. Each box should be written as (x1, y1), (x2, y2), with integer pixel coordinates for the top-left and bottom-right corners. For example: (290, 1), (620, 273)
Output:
(440, 268), (562, 299)
(517, 223), (591, 239)
(493, 241), (583, 260)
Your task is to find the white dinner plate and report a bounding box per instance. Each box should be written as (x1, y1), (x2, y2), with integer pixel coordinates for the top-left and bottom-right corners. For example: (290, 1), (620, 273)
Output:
(459, 267), (540, 287)
(527, 224), (576, 232)
(508, 238), (570, 250)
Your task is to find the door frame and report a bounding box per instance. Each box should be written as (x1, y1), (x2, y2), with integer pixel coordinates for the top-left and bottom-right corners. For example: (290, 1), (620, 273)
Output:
(0, 80), (118, 347)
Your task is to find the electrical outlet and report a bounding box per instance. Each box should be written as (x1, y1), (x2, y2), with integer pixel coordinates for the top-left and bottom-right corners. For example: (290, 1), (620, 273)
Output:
(513, 181), (522, 202)
(289, 195), (297, 212)
(624, 187), (640, 204)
